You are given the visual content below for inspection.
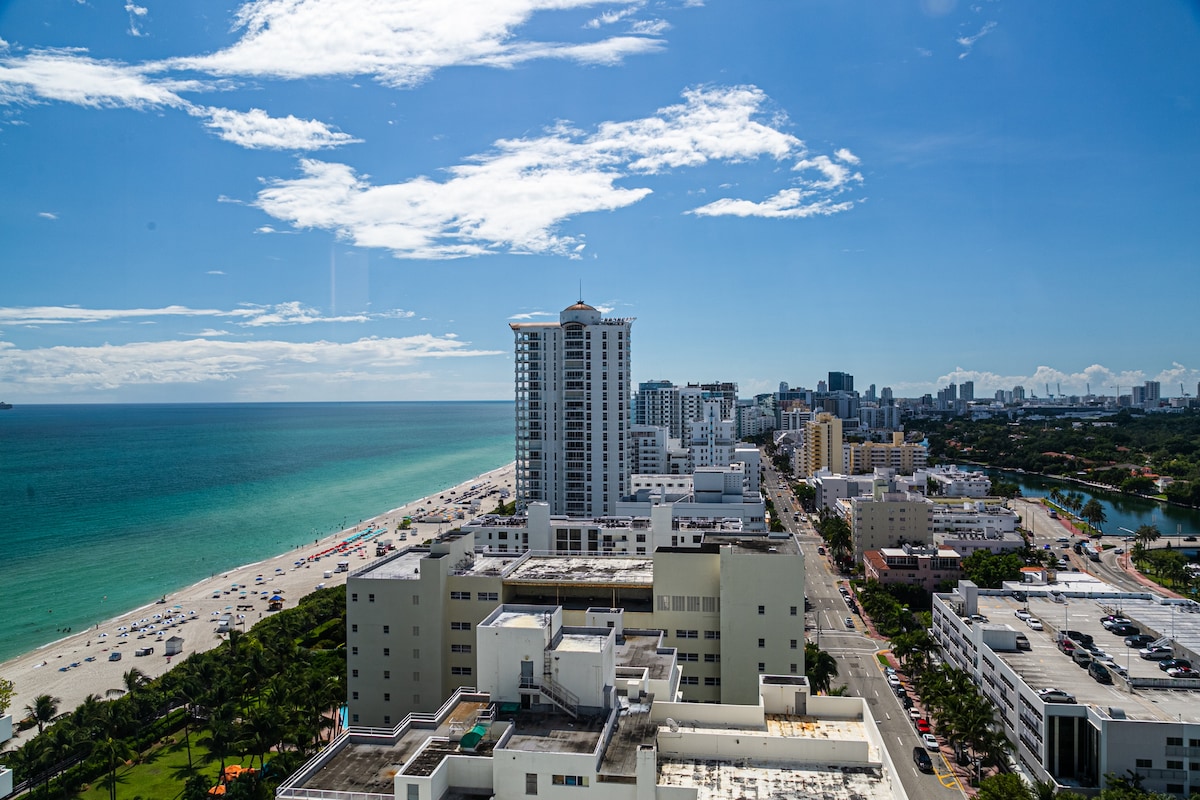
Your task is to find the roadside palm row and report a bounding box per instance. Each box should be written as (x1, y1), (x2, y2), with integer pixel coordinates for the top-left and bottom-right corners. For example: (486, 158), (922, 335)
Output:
(1, 586), (346, 799)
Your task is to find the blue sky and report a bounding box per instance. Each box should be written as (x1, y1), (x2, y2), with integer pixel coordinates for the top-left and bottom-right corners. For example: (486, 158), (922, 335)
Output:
(2, 1), (1198, 403)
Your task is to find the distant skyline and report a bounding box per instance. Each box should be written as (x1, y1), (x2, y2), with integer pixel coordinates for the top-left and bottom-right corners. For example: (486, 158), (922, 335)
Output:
(2, 2), (1198, 403)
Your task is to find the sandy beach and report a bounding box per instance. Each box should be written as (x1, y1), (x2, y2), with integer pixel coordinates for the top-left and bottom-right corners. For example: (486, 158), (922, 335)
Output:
(1, 462), (515, 746)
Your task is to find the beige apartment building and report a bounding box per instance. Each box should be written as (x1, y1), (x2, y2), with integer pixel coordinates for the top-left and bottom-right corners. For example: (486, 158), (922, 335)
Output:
(846, 432), (928, 475)
(346, 529), (805, 726)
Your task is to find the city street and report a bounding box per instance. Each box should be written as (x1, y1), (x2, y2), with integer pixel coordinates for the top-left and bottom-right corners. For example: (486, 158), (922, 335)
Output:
(762, 456), (962, 797)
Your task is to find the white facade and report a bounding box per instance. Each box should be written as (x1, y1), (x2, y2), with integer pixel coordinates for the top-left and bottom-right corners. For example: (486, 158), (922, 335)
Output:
(512, 301), (633, 516)
(685, 399), (736, 471)
(284, 607), (905, 800)
(921, 466), (992, 497)
(0, 713), (11, 797)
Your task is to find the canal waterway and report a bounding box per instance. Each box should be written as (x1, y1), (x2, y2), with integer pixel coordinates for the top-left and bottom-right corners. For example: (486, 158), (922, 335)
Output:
(988, 469), (1200, 541)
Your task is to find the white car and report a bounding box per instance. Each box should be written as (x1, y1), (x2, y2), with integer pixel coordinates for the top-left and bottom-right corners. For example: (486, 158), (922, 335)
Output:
(922, 733), (940, 751)
(1014, 609), (1031, 620)
(1026, 618), (1044, 631)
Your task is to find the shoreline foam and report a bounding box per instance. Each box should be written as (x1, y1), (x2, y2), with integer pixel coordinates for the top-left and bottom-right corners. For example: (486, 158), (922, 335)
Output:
(0, 461), (515, 746)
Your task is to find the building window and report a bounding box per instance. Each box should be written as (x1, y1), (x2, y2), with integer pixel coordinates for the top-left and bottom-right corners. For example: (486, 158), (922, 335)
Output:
(704, 654), (720, 663)
(451, 621), (472, 631)
(479, 591), (499, 601)
(791, 639), (798, 649)
(1167, 761), (1183, 770)
(758, 605), (765, 615)
(758, 662), (765, 672)
(351, 669), (359, 677)
(383, 648), (390, 656)
(382, 625), (389, 634)
(758, 638), (765, 648)
(352, 691), (359, 700)
(351, 593), (358, 602)
(704, 630), (720, 640)
(413, 625), (420, 636)
(413, 672), (420, 681)
(680, 676), (699, 686)
(383, 715), (391, 725)
(351, 646), (358, 655)
(526, 773), (538, 795)
(1166, 786), (1184, 796)
(550, 775), (589, 787)
(367, 594), (374, 603)
(451, 666), (472, 676)
(1136, 759), (1152, 769)
(451, 644), (472, 653)
(413, 694), (420, 705)
(450, 591), (470, 600)
(384, 693), (390, 702)
(679, 652), (698, 662)
(351, 624), (358, 632)
(790, 664), (798, 674)
(704, 677), (721, 686)
(790, 606), (798, 616)
(412, 595), (419, 605)
(407, 784), (419, 800)
(383, 670), (390, 679)
(1167, 737), (1183, 746)
(676, 629), (698, 639)
(413, 649), (420, 659)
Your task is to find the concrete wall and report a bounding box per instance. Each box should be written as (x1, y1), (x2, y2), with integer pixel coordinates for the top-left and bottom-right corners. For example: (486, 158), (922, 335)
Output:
(656, 726), (870, 764)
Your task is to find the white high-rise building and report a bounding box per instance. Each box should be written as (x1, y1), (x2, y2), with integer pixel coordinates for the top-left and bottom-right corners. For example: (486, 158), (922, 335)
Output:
(512, 301), (633, 516)
(686, 399), (737, 471)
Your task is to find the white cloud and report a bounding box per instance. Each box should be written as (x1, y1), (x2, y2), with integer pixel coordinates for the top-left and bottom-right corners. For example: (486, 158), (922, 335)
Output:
(38, 211), (58, 220)
(0, 301), (414, 327)
(125, 2), (149, 37)
(585, 6), (642, 29)
(0, 335), (502, 393)
(690, 188), (856, 219)
(207, 270), (227, 275)
(834, 148), (860, 165)
(957, 20), (997, 59)
(170, 0), (665, 87)
(198, 106), (362, 150)
(256, 85), (855, 258)
(0, 50), (192, 108)
(630, 19), (671, 35)
(508, 311), (556, 320)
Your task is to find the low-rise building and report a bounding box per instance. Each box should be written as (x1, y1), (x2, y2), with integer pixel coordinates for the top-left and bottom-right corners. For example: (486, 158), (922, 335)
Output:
(346, 529), (805, 724)
(282, 603), (907, 800)
(846, 433), (928, 475)
(863, 545), (962, 592)
(922, 466), (992, 497)
(0, 711), (12, 797)
(933, 579), (1200, 797)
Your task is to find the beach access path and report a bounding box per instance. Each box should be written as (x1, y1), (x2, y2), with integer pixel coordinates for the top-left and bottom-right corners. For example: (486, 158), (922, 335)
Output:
(1, 462), (516, 747)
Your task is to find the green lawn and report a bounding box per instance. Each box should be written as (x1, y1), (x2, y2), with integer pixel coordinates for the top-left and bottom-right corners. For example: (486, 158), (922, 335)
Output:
(76, 731), (220, 800)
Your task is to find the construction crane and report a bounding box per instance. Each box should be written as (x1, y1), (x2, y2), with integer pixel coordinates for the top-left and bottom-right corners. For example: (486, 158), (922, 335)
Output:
(1183, 383), (1191, 398)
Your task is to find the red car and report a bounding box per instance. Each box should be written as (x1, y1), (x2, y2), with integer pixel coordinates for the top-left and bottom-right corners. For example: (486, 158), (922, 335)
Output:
(916, 719), (932, 734)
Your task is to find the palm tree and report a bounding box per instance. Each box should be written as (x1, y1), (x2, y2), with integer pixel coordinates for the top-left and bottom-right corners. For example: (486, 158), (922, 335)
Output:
(1135, 523), (1161, 548)
(93, 734), (135, 800)
(1080, 498), (1107, 533)
(25, 693), (60, 734)
(1047, 488), (1064, 507)
(803, 642), (839, 695)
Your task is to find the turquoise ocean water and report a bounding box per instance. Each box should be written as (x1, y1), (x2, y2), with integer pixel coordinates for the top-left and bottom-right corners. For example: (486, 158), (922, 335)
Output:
(0, 402), (513, 664)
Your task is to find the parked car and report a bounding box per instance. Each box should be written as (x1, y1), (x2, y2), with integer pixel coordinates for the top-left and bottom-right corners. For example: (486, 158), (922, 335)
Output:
(916, 719), (932, 734)
(1159, 659), (1192, 672)
(922, 733), (940, 751)
(901, 695), (914, 709)
(909, 708), (922, 720)
(913, 747), (934, 773)
(1110, 624), (1139, 636)
(1014, 633), (1031, 650)
(1167, 666), (1197, 678)
(1125, 634), (1155, 648)
(1037, 688), (1077, 704)
(108, 651), (122, 662)
(1066, 630), (1094, 646)
(1102, 617), (1133, 630)
(844, 617), (854, 628)
(1140, 647), (1174, 660)
(1026, 618), (1044, 631)
(1014, 609), (1031, 620)
(1088, 661), (1113, 684)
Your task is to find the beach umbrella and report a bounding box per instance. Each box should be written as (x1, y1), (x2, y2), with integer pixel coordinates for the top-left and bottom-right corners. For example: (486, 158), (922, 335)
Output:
(98, 633), (107, 638)
(270, 595), (283, 601)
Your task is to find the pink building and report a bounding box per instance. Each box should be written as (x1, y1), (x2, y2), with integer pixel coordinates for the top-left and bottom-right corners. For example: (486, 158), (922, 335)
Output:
(863, 545), (962, 593)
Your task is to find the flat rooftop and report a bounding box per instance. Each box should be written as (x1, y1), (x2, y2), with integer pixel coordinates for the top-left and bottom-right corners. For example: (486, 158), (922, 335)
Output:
(505, 555), (654, 586)
(615, 631), (674, 680)
(352, 548), (425, 580)
(974, 594), (1200, 723)
(657, 758), (890, 800)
